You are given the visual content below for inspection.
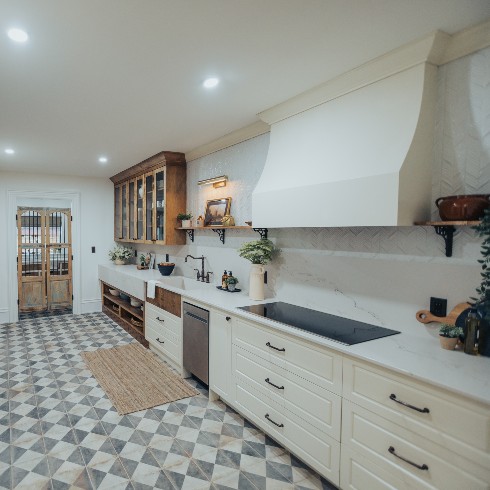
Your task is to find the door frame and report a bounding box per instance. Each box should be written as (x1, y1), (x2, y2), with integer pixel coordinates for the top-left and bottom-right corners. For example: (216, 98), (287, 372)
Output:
(7, 189), (81, 323)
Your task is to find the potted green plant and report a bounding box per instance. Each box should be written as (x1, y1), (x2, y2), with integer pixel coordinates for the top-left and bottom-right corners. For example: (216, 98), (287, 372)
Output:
(238, 239), (276, 300)
(439, 324), (463, 350)
(177, 212), (193, 228)
(108, 245), (133, 265)
(226, 275), (239, 292)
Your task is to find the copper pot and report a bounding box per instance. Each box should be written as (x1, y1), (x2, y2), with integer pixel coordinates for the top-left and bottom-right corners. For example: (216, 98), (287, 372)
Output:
(435, 194), (490, 221)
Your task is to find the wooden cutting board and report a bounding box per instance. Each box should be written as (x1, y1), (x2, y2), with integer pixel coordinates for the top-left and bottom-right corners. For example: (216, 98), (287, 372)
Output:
(416, 302), (471, 326)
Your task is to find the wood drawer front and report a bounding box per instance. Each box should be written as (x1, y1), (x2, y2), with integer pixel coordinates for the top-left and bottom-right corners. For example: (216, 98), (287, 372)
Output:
(340, 445), (406, 490)
(232, 317), (342, 394)
(343, 358), (490, 467)
(342, 400), (490, 490)
(146, 287), (181, 317)
(234, 380), (340, 485)
(233, 344), (341, 441)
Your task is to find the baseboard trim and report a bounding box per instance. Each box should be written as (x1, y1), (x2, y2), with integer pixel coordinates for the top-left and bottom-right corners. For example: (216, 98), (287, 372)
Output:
(81, 299), (102, 314)
(0, 308), (9, 325)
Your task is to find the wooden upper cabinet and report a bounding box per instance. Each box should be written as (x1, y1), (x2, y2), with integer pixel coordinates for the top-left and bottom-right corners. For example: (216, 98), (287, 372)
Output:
(111, 151), (186, 245)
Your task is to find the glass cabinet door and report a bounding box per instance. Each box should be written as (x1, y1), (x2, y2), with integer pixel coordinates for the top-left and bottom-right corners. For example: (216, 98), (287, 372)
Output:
(155, 169), (165, 242)
(114, 185), (122, 240)
(136, 177), (144, 241)
(129, 180), (135, 240)
(145, 173), (154, 241)
(121, 183), (128, 240)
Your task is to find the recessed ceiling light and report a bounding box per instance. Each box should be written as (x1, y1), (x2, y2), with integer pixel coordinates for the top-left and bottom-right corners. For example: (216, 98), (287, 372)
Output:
(98, 156), (108, 164)
(203, 77), (219, 89)
(4, 148), (15, 154)
(7, 28), (29, 43)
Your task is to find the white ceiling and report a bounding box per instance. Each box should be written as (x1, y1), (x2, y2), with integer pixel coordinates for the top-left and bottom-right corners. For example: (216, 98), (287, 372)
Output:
(1, 0), (489, 178)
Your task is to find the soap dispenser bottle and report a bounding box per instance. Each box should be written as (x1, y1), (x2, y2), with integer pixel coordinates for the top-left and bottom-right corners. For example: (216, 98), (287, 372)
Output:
(464, 309), (479, 355)
(221, 270), (228, 290)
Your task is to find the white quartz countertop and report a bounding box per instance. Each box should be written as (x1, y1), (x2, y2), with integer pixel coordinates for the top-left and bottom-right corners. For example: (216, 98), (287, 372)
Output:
(99, 264), (490, 406)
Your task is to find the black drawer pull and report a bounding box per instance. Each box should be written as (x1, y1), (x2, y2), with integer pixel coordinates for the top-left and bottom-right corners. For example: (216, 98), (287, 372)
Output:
(226, 316), (231, 321)
(390, 394), (429, 413)
(388, 446), (428, 471)
(266, 342), (285, 352)
(265, 413), (284, 428)
(156, 316), (165, 322)
(265, 378), (284, 390)
(156, 338), (165, 344)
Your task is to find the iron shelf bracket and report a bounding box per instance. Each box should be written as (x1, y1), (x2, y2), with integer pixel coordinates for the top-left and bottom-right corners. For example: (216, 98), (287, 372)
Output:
(433, 225), (455, 257)
(253, 228), (269, 240)
(185, 229), (195, 242)
(213, 228), (226, 244)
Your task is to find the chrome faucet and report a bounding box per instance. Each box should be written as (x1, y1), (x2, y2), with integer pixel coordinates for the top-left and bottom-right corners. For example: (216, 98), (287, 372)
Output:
(185, 254), (209, 282)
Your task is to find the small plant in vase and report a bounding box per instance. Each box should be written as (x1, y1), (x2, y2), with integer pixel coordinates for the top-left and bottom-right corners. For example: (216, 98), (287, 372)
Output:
(238, 239), (277, 300)
(177, 212), (193, 228)
(439, 324), (463, 350)
(108, 245), (133, 265)
(137, 253), (150, 270)
(226, 275), (239, 292)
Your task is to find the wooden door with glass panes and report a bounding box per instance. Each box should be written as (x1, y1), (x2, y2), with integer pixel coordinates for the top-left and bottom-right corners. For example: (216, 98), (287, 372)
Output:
(46, 209), (72, 309)
(135, 176), (145, 241)
(145, 172), (154, 241)
(17, 208), (46, 311)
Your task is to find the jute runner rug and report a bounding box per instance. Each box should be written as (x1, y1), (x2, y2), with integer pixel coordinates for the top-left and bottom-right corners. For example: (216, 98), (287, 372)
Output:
(82, 343), (199, 415)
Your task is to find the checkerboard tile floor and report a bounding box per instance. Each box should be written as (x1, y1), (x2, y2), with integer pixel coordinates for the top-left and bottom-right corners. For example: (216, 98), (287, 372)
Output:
(0, 313), (337, 489)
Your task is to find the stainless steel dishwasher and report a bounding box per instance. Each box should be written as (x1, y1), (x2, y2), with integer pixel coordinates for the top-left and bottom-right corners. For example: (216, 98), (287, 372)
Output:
(183, 302), (209, 385)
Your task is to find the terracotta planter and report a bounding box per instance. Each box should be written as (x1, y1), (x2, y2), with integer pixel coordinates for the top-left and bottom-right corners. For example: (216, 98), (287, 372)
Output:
(439, 335), (458, 350)
(114, 259), (126, 265)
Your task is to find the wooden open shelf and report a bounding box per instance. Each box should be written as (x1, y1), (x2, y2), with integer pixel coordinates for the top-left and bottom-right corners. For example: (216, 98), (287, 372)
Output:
(414, 220), (480, 257)
(175, 226), (268, 244)
(101, 281), (147, 347)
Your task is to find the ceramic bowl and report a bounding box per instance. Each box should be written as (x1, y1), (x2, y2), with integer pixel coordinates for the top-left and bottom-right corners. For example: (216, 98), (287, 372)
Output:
(436, 194), (490, 221)
(130, 298), (142, 308)
(108, 289), (119, 296)
(158, 263), (175, 276)
(119, 293), (130, 301)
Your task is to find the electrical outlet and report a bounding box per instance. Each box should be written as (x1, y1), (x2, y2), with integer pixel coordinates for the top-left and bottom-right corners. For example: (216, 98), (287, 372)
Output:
(430, 297), (447, 317)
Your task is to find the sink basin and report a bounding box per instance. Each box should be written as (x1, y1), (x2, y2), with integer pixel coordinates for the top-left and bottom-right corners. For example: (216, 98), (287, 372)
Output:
(157, 276), (212, 291)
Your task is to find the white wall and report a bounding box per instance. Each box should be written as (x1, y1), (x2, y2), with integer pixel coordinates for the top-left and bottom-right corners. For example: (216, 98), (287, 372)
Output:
(135, 46), (489, 340)
(0, 171), (114, 322)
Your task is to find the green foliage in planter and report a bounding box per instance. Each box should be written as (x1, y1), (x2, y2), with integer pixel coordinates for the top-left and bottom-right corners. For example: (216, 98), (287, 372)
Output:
(177, 212), (192, 220)
(439, 323), (463, 338)
(472, 207), (490, 320)
(238, 239), (277, 265)
(108, 245), (133, 262)
(226, 275), (239, 285)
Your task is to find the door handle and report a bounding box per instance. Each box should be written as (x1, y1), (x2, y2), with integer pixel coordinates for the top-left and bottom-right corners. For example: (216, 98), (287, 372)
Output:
(388, 446), (428, 471)
(265, 378), (284, 390)
(389, 394), (429, 413)
(156, 316), (165, 322)
(156, 338), (165, 344)
(226, 316), (231, 321)
(266, 342), (285, 352)
(265, 413), (284, 428)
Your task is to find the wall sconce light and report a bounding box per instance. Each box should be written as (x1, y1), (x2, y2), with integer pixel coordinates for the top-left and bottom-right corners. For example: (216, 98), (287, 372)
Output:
(197, 175), (228, 188)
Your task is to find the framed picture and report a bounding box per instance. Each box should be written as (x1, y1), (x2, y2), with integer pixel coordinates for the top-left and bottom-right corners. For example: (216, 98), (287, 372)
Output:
(204, 197), (232, 226)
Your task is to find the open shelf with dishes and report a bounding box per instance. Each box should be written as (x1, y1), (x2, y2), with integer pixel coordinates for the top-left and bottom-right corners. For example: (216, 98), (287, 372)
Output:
(101, 281), (148, 347)
(414, 220), (480, 257)
(175, 226), (268, 244)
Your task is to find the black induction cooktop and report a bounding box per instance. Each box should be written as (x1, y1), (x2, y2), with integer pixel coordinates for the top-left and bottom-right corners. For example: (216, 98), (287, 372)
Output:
(238, 302), (399, 345)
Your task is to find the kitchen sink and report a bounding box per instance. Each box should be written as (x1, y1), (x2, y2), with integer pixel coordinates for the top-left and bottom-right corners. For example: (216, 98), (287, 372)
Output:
(157, 276), (213, 291)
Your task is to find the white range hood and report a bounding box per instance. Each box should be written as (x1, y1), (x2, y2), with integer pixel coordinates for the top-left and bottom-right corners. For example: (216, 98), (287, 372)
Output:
(253, 32), (449, 228)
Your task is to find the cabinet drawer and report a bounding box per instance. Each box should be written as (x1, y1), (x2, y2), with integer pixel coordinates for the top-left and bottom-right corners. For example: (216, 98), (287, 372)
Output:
(233, 317), (342, 394)
(146, 303), (181, 336)
(342, 400), (490, 490)
(146, 323), (181, 366)
(234, 380), (340, 485)
(145, 318), (179, 345)
(343, 358), (490, 467)
(233, 344), (341, 441)
(341, 445), (405, 490)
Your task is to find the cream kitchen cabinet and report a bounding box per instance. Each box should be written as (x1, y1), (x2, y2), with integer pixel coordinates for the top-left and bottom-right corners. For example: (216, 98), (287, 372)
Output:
(341, 357), (490, 489)
(209, 308), (233, 403)
(112, 151), (186, 245)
